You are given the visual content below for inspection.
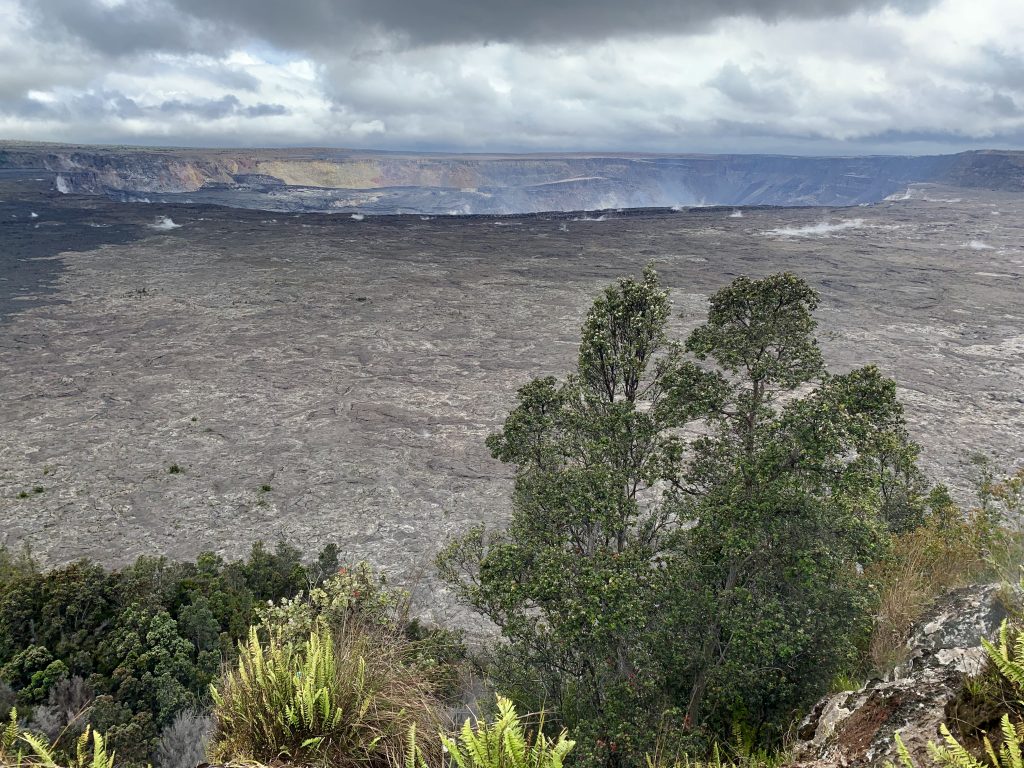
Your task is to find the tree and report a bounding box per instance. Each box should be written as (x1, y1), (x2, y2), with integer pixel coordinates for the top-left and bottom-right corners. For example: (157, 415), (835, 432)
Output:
(439, 268), (925, 765)
(672, 276), (912, 741)
(439, 266), (724, 762)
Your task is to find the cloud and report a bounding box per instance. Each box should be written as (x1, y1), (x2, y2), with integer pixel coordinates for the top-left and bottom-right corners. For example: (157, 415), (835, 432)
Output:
(707, 62), (798, 113)
(26, 0), (939, 55)
(1, 0), (1024, 154)
(1, 88), (288, 125)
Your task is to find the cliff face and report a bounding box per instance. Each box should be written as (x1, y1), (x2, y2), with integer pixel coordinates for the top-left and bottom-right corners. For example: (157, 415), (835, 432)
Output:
(0, 143), (1017, 214)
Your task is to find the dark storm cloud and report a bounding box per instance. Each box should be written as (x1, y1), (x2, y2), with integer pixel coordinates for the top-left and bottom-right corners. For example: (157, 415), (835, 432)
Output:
(25, 0), (229, 56)
(26, 0), (937, 56)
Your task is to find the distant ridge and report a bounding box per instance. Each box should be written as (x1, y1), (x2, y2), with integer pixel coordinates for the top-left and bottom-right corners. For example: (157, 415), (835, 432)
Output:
(2, 143), (1020, 215)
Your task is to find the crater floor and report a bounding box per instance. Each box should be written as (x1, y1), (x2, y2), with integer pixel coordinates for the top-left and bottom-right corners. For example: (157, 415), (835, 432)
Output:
(2, 181), (1023, 625)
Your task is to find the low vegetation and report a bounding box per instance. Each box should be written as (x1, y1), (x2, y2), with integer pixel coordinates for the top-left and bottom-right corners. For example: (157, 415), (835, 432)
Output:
(0, 542), (464, 766)
(1, 267), (1021, 768)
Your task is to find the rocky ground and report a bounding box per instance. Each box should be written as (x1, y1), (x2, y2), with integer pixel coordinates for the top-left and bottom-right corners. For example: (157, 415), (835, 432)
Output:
(793, 583), (1011, 767)
(1, 178), (1023, 626)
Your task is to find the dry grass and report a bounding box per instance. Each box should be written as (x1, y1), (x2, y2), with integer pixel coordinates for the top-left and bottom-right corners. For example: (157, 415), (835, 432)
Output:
(868, 502), (996, 674)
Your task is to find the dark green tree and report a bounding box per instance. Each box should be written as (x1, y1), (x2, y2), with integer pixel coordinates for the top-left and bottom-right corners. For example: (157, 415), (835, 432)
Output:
(672, 275), (915, 741)
(440, 269), (925, 765)
(439, 266), (725, 762)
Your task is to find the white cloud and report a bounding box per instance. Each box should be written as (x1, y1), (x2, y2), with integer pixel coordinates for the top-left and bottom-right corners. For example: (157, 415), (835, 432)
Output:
(1, 0), (1023, 152)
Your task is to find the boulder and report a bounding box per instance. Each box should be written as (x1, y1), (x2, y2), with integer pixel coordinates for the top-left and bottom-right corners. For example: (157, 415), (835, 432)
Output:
(791, 583), (1008, 767)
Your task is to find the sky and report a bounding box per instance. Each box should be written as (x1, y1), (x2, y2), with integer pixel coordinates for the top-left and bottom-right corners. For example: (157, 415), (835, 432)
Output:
(2, 0), (1024, 154)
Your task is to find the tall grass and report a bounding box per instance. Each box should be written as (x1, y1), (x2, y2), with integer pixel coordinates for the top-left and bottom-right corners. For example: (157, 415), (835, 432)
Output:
(868, 500), (998, 673)
(209, 621), (444, 767)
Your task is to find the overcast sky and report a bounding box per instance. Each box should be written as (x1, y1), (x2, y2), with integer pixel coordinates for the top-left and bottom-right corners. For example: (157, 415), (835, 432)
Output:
(2, 0), (1023, 154)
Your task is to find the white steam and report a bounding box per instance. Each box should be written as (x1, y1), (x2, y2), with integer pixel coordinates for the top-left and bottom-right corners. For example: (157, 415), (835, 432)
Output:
(763, 219), (864, 238)
(148, 216), (182, 230)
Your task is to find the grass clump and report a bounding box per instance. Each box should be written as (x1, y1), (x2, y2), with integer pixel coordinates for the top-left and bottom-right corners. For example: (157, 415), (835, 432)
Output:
(866, 482), (1013, 674)
(167, 464), (181, 475)
(209, 621), (444, 767)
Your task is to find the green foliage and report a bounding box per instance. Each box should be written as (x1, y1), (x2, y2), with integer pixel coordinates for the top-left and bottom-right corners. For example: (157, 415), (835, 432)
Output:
(0, 540), (356, 766)
(210, 626), (345, 761)
(209, 622), (444, 767)
(888, 719), (1024, 768)
(645, 741), (785, 768)
(439, 696), (575, 768)
(440, 268), (925, 764)
(2, 708), (20, 760)
(1, 709), (120, 768)
(21, 725), (118, 768)
(255, 562), (398, 646)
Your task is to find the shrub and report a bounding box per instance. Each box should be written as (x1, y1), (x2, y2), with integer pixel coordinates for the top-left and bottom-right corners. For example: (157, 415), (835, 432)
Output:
(209, 622), (444, 767)
(153, 710), (212, 768)
(29, 676), (94, 743)
(0, 681), (16, 717)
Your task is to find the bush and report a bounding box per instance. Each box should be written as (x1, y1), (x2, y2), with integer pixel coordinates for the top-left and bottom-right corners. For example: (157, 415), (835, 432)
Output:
(153, 710), (212, 768)
(28, 676), (94, 743)
(0, 541), (341, 765)
(209, 621), (444, 767)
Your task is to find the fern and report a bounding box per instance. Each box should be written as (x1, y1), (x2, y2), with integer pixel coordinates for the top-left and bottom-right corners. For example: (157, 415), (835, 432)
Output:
(6, 723), (118, 768)
(983, 622), (1024, 692)
(2, 708), (21, 759)
(439, 696), (574, 768)
(210, 621), (440, 766)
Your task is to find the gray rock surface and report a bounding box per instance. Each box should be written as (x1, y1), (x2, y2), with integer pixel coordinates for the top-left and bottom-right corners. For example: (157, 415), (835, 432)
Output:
(1, 177), (1023, 629)
(792, 584), (1009, 767)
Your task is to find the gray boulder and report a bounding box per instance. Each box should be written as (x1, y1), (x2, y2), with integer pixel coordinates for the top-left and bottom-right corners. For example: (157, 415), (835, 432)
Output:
(791, 583), (1009, 767)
